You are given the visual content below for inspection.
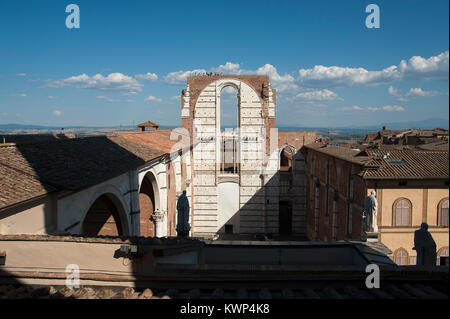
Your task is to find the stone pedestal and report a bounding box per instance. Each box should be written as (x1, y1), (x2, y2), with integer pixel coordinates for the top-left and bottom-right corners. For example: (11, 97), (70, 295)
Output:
(365, 231), (380, 243)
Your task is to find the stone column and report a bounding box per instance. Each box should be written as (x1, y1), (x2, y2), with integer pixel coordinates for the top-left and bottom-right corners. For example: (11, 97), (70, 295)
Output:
(153, 209), (166, 238)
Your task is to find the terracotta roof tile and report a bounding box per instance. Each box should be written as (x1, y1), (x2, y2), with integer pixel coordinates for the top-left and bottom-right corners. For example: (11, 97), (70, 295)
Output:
(0, 136), (165, 209)
(117, 130), (187, 153)
(362, 149), (449, 179)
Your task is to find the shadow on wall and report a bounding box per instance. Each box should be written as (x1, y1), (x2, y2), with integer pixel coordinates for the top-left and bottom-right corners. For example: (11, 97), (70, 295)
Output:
(214, 147), (308, 240)
(0, 135), (159, 236)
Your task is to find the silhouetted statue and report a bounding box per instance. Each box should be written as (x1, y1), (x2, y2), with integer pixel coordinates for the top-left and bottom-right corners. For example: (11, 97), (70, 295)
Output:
(176, 190), (191, 237)
(364, 191), (378, 232)
(413, 223), (437, 266)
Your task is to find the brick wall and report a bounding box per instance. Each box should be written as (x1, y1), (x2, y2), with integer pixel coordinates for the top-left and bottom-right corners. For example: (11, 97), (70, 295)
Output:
(305, 148), (366, 241)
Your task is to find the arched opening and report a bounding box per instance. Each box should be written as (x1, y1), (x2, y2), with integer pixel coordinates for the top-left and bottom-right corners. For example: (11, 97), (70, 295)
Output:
(280, 146), (294, 172)
(82, 194), (125, 236)
(139, 172), (159, 237)
(220, 85), (239, 130)
(220, 85), (239, 174)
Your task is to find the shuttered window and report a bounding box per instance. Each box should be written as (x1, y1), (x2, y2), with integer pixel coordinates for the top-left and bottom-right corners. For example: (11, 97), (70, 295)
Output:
(395, 199), (411, 226)
(394, 249), (408, 265)
(441, 200), (449, 227)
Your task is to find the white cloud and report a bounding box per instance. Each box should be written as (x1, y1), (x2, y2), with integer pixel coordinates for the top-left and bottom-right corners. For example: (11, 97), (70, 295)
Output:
(297, 50), (449, 88)
(135, 72), (158, 82)
(96, 95), (135, 103)
(170, 95), (180, 100)
(298, 65), (400, 88)
(294, 89), (339, 101)
(49, 73), (143, 94)
(96, 95), (118, 102)
(211, 62), (241, 74)
(164, 62), (296, 92)
(145, 95), (162, 102)
(52, 110), (62, 116)
(221, 86), (238, 95)
(339, 105), (363, 111)
(16, 73), (26, 77)
(163, 69), (207, 85)
(389, 86), (439, 101)
(340, 105), (404, 112)
(406, 87), (439, 97)
(388, 86), (399, 96)
(48, 96), (57, 99)
(13, 93), (27, 97)
(382, 105), (405, 112)
(399, 50), (449, 80)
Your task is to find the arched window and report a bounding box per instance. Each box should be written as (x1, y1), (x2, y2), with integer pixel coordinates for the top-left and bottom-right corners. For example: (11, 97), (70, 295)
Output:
(280, 146), (294, 171)
(394, 248), (409, 265)
(393, 199), (412, 226)
(220, 86), (238, 130)
(219, 85), (239, 174)
(437, 247), (449, 266)
(438, 199), (449, 227)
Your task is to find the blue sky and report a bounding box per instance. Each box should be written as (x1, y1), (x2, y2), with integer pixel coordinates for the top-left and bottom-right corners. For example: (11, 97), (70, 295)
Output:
(0, 0), (448, 128)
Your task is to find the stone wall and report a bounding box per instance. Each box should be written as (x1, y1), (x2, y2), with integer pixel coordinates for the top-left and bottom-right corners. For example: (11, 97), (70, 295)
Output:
(182, 75), (315, 238)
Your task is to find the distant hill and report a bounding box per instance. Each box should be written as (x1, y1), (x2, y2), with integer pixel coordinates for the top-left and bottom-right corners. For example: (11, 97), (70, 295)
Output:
(1, 118), (447, 133)
(373, 118), (449, 130)
(278, 118), (449, 131)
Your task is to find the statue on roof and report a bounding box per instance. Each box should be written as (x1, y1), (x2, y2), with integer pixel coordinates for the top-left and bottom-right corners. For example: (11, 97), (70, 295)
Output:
(413, 223), (437, 266)
(176, 190), (191, 237)
(363, 190), (378, 233)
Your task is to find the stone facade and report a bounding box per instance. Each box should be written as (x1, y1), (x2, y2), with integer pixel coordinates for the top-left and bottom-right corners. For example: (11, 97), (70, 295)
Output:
(181, 75), (315, 238)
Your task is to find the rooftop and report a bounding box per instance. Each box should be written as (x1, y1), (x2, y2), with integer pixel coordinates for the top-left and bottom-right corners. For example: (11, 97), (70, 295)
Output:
(304, 143), (449, 180)
(361, 149), (449, 180)
(0, 135), (166, 210)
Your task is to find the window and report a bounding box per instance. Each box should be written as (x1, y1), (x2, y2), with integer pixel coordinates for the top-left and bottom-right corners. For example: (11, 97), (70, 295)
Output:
(438, 199), (449, 227)
(394, 199), (412, 226)
(437, 247), (449, 266)
(394, 248), (409, 265)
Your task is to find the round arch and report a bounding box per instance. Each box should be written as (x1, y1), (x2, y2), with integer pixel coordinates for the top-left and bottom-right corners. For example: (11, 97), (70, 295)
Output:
(393, 247), (409, 265)
(279, 144), (296, 171)
(437, 197), (449, 227)
(392, 198), (413, 226)
(193, 78), (264, 130)
(139, 171), (161, 237)
(82, 192), (128, 237)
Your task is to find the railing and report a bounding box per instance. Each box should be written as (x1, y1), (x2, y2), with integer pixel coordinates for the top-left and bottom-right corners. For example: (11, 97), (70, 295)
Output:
(220, 133), (239, 174)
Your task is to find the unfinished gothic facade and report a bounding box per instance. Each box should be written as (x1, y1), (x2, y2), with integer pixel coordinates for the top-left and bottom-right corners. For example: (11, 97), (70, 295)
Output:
(181, 75), (316, 238)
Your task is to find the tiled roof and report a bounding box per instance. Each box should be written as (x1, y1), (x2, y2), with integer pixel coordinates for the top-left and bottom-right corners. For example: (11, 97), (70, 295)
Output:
(118, 130), (187, 153)
(0, 164), (57, 207)
(305, 143), (449, 180)
(0, 282), (447, 299)
(137, 120), (159, 127)
(0, 135), (165, 209)
(0, 134), (75, 145)
(362, 149), (449, 179)
(304, 143), (370, 165)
